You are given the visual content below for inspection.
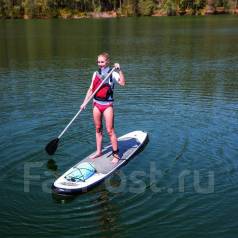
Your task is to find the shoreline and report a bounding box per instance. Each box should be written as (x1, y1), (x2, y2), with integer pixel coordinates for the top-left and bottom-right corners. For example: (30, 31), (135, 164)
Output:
(1, 8), (237, 20)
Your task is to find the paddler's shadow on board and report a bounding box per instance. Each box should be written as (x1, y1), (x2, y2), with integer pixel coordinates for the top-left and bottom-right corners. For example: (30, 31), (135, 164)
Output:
(87, 137), (141, 174)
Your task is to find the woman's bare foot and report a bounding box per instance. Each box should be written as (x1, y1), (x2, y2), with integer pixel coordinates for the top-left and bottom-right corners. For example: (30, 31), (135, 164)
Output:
(111, 157), (119, 163)
(111, 151), (119, 164)
(89, 152), (102, 159)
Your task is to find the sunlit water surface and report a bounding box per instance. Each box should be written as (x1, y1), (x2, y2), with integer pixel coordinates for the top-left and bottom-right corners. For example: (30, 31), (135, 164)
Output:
(0, 16), (238, 238)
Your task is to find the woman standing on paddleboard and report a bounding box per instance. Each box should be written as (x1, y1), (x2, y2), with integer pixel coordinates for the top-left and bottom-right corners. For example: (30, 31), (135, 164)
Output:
(80, 53), (126, 163)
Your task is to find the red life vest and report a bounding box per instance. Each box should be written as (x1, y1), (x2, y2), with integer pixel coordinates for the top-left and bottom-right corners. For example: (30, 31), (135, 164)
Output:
(92, 70), (114, 102)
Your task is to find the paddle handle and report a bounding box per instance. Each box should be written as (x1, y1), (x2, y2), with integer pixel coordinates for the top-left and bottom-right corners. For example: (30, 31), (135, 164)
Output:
(58, 67), (116, 139)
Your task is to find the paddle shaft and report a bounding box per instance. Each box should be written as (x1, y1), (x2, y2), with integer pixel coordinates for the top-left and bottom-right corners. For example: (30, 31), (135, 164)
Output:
(58, 67), (116, 139)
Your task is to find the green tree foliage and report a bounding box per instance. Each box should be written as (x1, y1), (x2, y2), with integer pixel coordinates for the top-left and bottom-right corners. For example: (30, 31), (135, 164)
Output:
(121, 0), (137, 16)
(138, 0), (155, 15)
(0, 0), (237, 18)
(164, 0), (177, 15)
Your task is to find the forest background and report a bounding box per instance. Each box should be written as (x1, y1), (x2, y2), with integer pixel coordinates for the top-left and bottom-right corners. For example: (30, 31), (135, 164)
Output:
(0, 0), (237, 19)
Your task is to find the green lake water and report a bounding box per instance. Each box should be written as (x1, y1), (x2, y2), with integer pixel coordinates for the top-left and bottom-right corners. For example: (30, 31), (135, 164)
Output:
(0, 16), (238, 237)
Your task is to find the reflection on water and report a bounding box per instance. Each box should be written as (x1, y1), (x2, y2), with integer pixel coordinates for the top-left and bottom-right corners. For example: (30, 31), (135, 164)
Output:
(51, 187), (120, 237)
(0, 16), (238, 238)
(47, 159), (58, 171)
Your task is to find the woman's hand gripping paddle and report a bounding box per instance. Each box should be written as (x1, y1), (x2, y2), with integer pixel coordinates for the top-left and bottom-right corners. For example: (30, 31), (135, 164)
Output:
(45, 67), (116, 155)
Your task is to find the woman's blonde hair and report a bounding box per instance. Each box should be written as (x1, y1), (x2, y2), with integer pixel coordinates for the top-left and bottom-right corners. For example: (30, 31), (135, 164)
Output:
(98, 52), (110, 63)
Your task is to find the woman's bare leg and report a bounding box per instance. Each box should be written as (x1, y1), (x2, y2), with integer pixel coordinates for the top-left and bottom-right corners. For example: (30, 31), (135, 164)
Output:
(104, 106), (119, 163)
(90, 106), (103, 159)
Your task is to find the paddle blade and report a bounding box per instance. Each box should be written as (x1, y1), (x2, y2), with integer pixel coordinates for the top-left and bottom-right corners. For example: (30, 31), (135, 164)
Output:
(45, 138), (59, 155)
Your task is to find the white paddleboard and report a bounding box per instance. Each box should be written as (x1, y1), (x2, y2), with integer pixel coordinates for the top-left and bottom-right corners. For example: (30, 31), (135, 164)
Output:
(52, 130), (148, 195)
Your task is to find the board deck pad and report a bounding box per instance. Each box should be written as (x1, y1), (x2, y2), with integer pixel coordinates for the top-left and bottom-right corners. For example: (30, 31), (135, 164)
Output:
(52, 131), (148, 194)
(83, 137), (141, 174)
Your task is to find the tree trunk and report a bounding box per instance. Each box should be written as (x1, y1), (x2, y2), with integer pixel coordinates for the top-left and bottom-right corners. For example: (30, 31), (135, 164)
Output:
(205, 0), (216, 14)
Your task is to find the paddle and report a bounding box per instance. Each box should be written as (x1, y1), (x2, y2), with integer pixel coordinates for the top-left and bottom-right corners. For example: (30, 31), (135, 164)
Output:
(45, 67), (116, 155)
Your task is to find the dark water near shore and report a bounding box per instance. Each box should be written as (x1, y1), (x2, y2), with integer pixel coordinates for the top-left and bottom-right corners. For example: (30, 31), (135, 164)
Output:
(0, 16), (238, 237)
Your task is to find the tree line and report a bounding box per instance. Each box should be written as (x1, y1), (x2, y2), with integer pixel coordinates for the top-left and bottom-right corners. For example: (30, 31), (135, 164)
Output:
(0, 0), (237, 19)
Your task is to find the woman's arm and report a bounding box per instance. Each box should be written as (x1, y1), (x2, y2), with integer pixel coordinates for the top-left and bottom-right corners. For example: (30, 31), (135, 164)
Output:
(80, 74), (95, 110)
(117, 70), (126, 86)
(80, 87), (93, 110)
(80, 88), (93, 110)
(114, 63), (126, 86)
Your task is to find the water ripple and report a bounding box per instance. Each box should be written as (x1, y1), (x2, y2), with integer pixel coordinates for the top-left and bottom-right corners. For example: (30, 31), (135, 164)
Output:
(1, 17), (238, 238)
